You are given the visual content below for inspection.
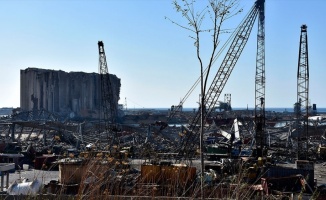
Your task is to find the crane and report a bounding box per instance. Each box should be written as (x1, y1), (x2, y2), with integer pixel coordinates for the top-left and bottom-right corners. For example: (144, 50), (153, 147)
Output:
(296, 25), (309, 160)
(254, 0), (266, 157)
(98, 41), (119, 148)
(177, 0), (265, 161)
(161, 15), (245, 129)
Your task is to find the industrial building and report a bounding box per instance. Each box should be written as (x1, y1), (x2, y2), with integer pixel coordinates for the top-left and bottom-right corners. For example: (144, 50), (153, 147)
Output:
(20, 68), (121, 118)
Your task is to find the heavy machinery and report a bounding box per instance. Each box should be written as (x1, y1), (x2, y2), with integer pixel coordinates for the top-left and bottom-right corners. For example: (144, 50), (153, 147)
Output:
(176, 0), (265, 162)
(296, 25), (309, 160)
(254, 0), (266, 157)
(98, 41), (119, 148)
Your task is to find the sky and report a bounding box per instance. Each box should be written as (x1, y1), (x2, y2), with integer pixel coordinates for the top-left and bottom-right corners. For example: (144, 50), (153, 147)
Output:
(0, 0), (326, 109)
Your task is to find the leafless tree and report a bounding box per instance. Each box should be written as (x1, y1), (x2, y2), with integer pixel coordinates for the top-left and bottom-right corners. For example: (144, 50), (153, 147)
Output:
(166, 0), (242, 199)
(167, 0), (242, 96)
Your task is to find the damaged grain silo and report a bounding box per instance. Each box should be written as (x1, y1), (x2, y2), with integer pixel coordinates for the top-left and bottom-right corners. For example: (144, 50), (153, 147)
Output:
(20, 67), (121, 119)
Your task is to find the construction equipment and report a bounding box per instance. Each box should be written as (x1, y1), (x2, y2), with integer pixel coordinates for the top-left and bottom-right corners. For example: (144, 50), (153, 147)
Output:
(296, 25), (309, 160)
(177, 0), (265, 162)
(224, 94), (232, 111)
(161, 5), (251, 129)
(254, 0), (266, 157)
(98, 41), (119, 148)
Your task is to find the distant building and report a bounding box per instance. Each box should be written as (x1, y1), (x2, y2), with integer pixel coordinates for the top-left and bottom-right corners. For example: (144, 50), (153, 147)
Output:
(0, 107), (13, 116)
(20, 68), (121, 118)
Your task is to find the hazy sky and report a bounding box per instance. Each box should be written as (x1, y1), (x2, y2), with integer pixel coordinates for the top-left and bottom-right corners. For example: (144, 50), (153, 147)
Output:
(1, 0), (326, 109)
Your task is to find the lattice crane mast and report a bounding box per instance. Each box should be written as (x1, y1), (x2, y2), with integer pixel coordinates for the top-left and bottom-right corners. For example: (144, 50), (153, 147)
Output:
(296, 25), (309, 160)
(254, 0), (266, 157)
(177, 0), (263, 161)
(98, 41), (118, 146)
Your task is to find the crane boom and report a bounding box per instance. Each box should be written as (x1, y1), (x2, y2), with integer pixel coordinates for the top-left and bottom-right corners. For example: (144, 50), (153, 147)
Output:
(296, 24), (309, 160)
(163, 17), (243, 128)
(98, 41), (118, 145)
(177, 1), (261, 160)
(254, 0), (266, 157)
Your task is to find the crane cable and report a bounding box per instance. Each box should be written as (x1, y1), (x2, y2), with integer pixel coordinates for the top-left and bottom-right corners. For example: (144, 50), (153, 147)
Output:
(166, 6), (253, 123)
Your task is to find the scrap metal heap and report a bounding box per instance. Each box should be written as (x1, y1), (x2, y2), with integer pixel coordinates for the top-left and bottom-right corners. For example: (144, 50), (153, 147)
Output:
(2, 1), (326, 199)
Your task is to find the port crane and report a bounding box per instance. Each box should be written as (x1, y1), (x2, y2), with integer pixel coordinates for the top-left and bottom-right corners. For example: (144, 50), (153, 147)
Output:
(176, 0), (265, 161)
(296, 25), (309, 160)
(254, 0), (266, 157)
(98, 41), (119, 148)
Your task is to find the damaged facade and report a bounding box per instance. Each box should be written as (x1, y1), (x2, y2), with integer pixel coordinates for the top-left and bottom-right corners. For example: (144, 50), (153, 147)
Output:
(20, 68), (121, 118)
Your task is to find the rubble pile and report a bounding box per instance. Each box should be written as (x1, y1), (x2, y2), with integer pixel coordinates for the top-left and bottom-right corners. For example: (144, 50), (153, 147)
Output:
(0, 108), (326, 199)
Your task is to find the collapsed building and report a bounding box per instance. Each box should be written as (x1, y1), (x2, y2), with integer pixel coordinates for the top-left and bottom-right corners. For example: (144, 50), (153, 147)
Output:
(20, 67), (121, 119)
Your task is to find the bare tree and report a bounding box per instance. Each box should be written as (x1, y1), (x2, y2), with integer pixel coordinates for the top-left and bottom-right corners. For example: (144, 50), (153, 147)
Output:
(167, 0), (242, 96)
(166, 0), (242, 198)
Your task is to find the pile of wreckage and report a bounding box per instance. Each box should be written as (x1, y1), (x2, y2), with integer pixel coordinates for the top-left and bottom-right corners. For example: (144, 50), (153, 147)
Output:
(0, 109), (326, 199)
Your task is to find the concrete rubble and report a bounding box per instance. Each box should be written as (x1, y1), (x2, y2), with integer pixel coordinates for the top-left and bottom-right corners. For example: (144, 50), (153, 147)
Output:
(0, 108), (326, 199)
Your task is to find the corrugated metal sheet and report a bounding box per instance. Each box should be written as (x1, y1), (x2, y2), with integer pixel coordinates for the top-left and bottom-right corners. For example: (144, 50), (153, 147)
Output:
(140, 164), (196, 187)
